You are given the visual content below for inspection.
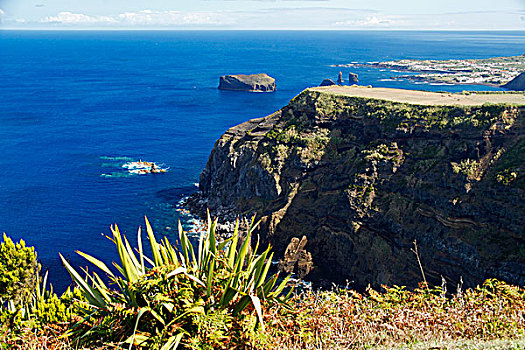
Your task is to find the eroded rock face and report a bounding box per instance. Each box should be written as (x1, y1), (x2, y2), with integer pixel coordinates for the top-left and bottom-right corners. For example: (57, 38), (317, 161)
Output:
(278, 236), (313, 279)
(194, 89), (525, 290)
(502, 72), (525, 91)
(218, 74), (276, 92)
(349, 72), (359, 84)
(319, 79), (336, 87)
(337, 71), (344, 85)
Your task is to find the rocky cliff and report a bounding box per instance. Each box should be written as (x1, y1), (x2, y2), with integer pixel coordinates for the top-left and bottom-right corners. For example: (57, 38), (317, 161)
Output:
(193, 86), (525, 290)
(218, 74), (276, 92)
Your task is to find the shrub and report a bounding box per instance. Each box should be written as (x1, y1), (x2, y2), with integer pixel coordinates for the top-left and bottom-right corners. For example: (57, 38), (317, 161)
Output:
(0, 235), (79, 348)
(61, 214), (291, 349)
(0, 234), (39, 308)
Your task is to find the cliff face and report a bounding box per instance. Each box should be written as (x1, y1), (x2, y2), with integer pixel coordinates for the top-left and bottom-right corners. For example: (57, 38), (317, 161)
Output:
(218, 74), (276, 92)
(197, 87), (525, 289)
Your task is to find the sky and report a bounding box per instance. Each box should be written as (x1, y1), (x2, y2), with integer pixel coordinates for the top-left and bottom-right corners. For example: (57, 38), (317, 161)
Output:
(0, 0), (524, 30)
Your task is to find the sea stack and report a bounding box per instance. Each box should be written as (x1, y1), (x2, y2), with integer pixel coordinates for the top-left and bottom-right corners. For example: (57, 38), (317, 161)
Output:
(349, 72), (359, 84)
(502, 72), (525, 91)
(337, 71), (344, 85)
(319, 78), (336, 86)
(218, 73), (276, 92)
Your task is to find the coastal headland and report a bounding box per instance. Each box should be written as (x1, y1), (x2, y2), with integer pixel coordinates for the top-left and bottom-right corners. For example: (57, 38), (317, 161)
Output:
(190, 86), (525, 290)
(334, 55), (525, 88)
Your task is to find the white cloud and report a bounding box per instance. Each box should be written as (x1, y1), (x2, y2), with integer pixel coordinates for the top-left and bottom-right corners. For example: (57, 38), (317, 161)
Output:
(333, 10), (525, 29)
(39, 9), (229, 26)
(4, 6), (522, 29)
(335, 15), (402, 27)
(360, 16), (399, 26)
(42, 12), (117, 24)
(0, 9), (5, 16)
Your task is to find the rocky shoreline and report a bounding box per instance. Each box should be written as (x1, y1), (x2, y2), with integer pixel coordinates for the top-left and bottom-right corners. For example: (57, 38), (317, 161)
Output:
(336, 55), (525, 89)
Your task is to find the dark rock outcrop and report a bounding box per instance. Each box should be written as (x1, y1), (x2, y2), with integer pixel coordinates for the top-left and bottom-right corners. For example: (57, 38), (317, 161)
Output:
(194, 87), (525, 290)
(502, 72), (525, 91)
(218, 73), (276, 92)
(319, 79), (336, 87)
(349, 72), (359, 84)
(337, 71), (344, 85)
(278, 236), (313, 279)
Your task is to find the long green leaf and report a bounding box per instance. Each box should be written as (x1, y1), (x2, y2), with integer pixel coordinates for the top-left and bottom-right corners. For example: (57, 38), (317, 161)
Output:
(257, 252), (274, 289)
(235, 228), (252, 275)
(114, 228), (139, 283)
(227, 220), (239, 269)
(173, 305), (205, 322)
(165, 266), (186, 278)
(232, 294), (251, 316)
(112, 226), (130, 279)
(59, 254), (106, 308)
(137, 226), (145, 274)
(178, 221), (190, 267)
(160, 333), (184, 350)
(263, 274), (279, 297)
(145, 216), (163, 266)
(127, 308), (148, 350)
(163, 237), (179, 266)
(269, 274), (292, 298)
(123, 235), (141, 274)
(91, 272), (112, 303)
(206, 259), (215, 298)
(76, 251), (115, 278)
(250, 295), (265, 331)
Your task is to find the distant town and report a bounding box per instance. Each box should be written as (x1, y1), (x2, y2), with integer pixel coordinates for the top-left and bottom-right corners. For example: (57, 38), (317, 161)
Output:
(333, 55), (525, 87)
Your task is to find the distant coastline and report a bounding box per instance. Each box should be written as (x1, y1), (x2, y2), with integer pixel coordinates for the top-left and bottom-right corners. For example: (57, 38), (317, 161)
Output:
(333, 55), (525, 88)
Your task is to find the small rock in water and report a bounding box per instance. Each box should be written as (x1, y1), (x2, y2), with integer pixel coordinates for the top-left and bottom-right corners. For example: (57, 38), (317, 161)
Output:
(337, 71), (344, 85)
(349, 72), (359, 84)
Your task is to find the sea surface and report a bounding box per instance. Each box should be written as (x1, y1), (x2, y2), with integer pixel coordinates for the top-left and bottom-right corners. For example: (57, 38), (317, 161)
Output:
(1, 30), (524, 292)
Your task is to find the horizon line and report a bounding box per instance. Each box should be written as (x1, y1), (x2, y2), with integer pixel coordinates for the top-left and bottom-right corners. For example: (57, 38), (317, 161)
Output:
(2, 28), (525, 32)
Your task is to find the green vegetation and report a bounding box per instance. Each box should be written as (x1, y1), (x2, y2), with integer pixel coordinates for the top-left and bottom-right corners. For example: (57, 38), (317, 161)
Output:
(363, 143), (404, 166)
(2, 217), (525, 349)
(0, 234), (39, 308)
(496, 168), (518, 185)
(0, 235), (79, 348)
(451, 159), (483, 180)
(59, 215), (291, 349)
(491, 139), (525, 189)
(261, 121), (330, 172)
(295, 91), (514, 131)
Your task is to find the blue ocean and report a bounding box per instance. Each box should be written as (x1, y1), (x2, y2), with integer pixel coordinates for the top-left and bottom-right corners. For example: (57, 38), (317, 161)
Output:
(1, 30), (524, 292)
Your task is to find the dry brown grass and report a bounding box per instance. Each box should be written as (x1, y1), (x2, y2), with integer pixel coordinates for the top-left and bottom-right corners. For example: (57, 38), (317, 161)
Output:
(3, 279), (524, 349)
(263, 279), (525, 349)
(0, 323), (71, 350)
(310, 86), (525, 106)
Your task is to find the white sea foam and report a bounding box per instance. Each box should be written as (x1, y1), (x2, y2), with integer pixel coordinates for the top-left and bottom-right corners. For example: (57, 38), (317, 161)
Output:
(100, 156), (133, 161)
